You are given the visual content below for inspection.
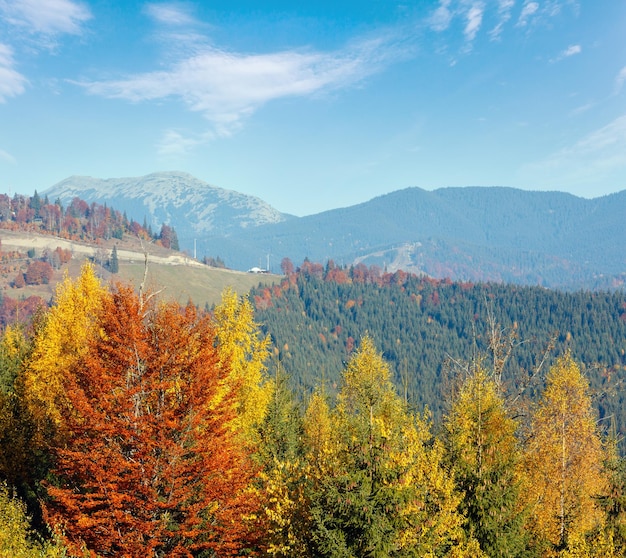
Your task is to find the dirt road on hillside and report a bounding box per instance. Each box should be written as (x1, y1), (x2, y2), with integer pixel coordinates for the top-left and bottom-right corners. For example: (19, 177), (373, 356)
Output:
(0, 231), (205, 268)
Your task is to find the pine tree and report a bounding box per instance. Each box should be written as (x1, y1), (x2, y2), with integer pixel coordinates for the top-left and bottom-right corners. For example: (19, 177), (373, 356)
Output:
(305, 336), (479, 557)
(444, 364), (528, 557)
(109, 245), (119, 273)
(256, 363), (310, 556)
(30, 190), (41, 218)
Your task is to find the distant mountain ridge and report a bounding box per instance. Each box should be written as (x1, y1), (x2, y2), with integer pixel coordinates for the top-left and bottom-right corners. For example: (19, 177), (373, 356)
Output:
(206, 186), (626, 289)
(44, 173), (626, 290)
(44, 171), (293, 248)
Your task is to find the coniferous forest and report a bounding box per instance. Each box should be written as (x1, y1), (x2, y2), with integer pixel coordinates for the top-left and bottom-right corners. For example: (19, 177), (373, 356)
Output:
(251, 262), (626, 432)
(1, 262), (626, 557)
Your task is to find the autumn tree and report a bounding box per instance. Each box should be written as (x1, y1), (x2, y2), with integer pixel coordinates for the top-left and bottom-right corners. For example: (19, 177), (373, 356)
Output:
(443, 364), (528, 557)
(255, 363), (310, 556)
(524, 353), (608, 556)
(213, 287), (272, 444)
(24, 261), (53, 285)
(0, 483), (67, 558)
(158, 223), (179, 250)
(44, 285), (261, 557)
(22, 263), (106, 429)
(280, 257), (294, 276)
(304, 336), (479, 556)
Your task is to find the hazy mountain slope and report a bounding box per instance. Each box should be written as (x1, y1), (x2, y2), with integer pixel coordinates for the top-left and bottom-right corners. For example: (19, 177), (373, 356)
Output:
(207, 187), (626, 288)
(43, 171), (293, 249)
(42, 172), (625, 289)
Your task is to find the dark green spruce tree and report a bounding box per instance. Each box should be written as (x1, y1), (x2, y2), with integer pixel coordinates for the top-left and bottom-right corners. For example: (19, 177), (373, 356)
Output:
(109, 245), (119, 274)
(443, 363), (529, 557)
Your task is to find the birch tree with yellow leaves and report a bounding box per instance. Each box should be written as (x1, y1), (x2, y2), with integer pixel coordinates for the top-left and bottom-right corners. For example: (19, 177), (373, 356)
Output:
(213, 287), (272, 443)
(524, 353), (609, 556)
(22, 263), (107, 431)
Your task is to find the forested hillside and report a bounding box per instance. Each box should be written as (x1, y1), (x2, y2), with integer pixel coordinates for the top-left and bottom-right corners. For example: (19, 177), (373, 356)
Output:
(0, 190), (182, 327)
(208, 187), (626, 289)
(2, 265), (626, 556)
(251, 262), (626, 435)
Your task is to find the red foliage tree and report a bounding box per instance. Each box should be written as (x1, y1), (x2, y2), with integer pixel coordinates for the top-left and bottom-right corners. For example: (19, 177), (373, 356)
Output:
(0, 295), (47, 327)
(44, 285), (262, 557)
(280, 257), (294, 276)
(24, 260), (54, 285)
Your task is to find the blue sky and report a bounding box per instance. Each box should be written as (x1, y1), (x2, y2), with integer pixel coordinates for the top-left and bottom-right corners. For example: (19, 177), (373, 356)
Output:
(1, 1), (625, 216)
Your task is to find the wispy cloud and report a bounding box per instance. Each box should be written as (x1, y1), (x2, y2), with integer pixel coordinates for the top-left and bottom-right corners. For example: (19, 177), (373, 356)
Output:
(145, 3), (198, 27)
(615, 66), (626, 95)
(464, 2), (485, 44)
(0, 0), (91, 36)
(157, 129), (207, 156)
(430, 0), (485, 51)
(561, 44), (581, 57)
(516, 1), (539, 27)
(489, 0), (515, 40)
(432, 0), (577, 44)
(0, 147), (16, 164)
(569, 102), (594, 117)
(430, 0), (454, 32)
(551, 43), (581, 62)
(0, 0), (91, 101)
(0, 43), (27, 102)
(77, 36), (404, 137)
(524, 114), (626, 185)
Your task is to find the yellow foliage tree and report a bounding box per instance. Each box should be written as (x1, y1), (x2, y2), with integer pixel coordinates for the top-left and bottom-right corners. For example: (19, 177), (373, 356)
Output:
(524, 353), (608, 556)
(22, 263), (107, 429)
(0, 325), (29, 395)
(0, 483), (68, 558)
(443, 365), (528, 556)
(304, 336), (481, 557)
(213, 287), (272, 442)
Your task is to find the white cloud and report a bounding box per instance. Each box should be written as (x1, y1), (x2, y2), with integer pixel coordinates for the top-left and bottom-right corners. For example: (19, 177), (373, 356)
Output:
(0, 43), (27, 102)
(489, 0), (515, 40)
(77, 37), (401, 136)
(551, 43), (581, 62)
(562, 44), (581, 57)
(157, 130), (206, 156)
(517, 1), (539, 26)
(569, 102), (593, 117)
(145, 3), (197, 27)
(524, 114), (626, 185)
(0, 0), (91, 36)
(0, 147), (16, 164)
(430, 0), (454, 32)
(615, 66), (626, 95)
(464, 2), (485, 43)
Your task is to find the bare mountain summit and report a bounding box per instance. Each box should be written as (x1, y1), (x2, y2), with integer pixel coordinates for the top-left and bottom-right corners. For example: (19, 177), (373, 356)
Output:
(44, 171), (292, 248)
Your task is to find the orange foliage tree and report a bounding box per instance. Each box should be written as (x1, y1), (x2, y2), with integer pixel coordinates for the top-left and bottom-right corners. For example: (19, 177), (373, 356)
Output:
(44, 284), (261, 557)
